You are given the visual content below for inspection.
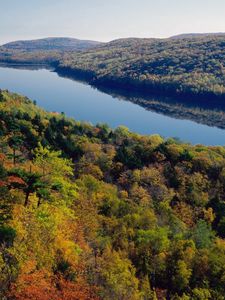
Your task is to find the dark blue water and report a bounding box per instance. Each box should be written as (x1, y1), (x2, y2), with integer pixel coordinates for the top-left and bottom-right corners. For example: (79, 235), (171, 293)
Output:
(0, 66), (225, 145)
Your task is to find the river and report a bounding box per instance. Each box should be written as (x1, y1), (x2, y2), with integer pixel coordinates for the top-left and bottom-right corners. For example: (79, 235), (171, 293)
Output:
(0, 65), (225, 145)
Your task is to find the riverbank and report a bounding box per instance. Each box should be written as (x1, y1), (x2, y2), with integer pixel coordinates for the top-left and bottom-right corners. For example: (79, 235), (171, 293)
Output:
(1, 63), (225, 135)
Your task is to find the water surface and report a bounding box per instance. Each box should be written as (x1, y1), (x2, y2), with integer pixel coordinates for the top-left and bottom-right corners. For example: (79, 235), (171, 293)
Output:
(0, 66), (225, 145)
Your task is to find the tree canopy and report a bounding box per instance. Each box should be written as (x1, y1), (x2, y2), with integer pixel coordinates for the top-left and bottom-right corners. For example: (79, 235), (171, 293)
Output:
(0, 90), (225, 299)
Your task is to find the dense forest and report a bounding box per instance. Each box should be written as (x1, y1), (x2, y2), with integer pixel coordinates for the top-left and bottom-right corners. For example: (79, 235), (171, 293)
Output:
(0, 37), (102, 65)
(59, 36), (225, 99)
(3, 38), (101, 52)
(170, 33), (225, 39)
(0, 89), (225, 299)
(1, 35), (225, 100)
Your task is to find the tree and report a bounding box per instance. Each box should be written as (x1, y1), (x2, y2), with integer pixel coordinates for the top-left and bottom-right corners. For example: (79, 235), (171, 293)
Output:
(191, 220), (215, 249)
(33, 143), (76, 205)
(8, 168), (43, 206)
(98, 247), (140, 300)
(0, 90), (3, 102)
(136, 228), (170, 289)
(8, 134), (24, 166)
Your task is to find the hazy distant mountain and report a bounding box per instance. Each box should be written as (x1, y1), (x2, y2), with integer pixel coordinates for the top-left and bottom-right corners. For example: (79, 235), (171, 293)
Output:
(2, 37), (102, 52)
(170, 32), (225, 39)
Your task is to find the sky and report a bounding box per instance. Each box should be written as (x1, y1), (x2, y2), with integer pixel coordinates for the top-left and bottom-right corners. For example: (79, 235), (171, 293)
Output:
(1, 0), (225, 44)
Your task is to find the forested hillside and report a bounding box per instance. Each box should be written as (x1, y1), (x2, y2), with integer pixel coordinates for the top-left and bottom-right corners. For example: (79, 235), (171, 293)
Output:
(3, 37), (101, 52)
(2, 35), (225, 100)
(59, 36), (225, 99)
(170, 33), (225, 39)
(1, 90), (225, 299)
(0, 37), (102, 65)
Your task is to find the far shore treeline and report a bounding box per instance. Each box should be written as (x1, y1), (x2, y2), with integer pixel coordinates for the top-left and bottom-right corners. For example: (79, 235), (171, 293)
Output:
(1, 35), (225, 100)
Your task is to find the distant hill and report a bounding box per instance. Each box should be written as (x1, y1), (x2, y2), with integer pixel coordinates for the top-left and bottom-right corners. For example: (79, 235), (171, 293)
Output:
(170, 32), (225, 39)
(2, 37), (102, 52)
(2, 35), (225, 100)
(58, 35), (225, 99)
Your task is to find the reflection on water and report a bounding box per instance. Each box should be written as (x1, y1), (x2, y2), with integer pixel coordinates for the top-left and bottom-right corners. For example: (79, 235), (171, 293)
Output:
(57, 68), (225, 130)
(0, 65), (225, 145)
(0, 63), (53, 71)
(96, 86), (225, 130)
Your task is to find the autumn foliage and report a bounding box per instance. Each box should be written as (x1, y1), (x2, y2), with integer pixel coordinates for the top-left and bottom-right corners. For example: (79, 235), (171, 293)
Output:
(1, 90), (225, 299)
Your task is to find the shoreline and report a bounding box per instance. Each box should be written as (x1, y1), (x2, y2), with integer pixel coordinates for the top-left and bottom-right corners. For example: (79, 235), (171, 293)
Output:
(1, 63), (225, 131)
